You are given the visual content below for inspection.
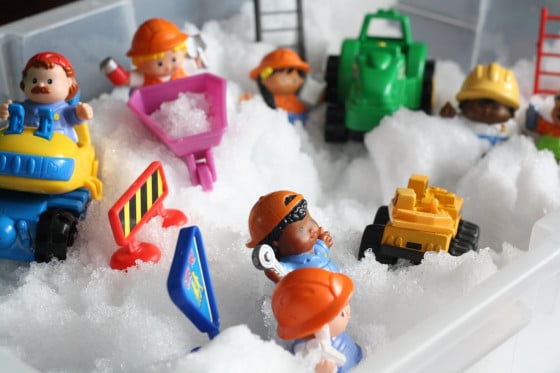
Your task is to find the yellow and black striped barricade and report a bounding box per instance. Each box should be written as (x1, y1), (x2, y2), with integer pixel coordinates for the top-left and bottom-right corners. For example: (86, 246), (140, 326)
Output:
(108, 161), (187, 270)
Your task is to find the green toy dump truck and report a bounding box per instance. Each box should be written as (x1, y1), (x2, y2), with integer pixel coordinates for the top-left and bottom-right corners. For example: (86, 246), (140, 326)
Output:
(325, 8), (435, 142)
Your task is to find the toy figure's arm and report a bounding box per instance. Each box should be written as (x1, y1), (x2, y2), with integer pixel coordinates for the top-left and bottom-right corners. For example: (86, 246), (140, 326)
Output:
(294, 325), (347, 372)
(439, 102), (457, 118)
(252, 245), (287, 283)
(75, 102), (93, 121)
(525, 103), (539, 131)
(318, 227), (333, 248)
(0, 100), (12, 120)
(100, 57), (131, 86)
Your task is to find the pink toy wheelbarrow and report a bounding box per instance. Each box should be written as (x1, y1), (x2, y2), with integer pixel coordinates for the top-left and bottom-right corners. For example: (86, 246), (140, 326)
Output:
(128, 73), (227, 191)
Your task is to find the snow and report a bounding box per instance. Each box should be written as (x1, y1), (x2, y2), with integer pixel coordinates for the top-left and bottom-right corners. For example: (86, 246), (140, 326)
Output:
(150, 92), (211, 138)
(1, 1), (560, 372)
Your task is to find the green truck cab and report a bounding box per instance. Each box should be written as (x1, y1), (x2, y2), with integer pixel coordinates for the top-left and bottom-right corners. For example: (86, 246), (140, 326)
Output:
(325, 8), (434, 142)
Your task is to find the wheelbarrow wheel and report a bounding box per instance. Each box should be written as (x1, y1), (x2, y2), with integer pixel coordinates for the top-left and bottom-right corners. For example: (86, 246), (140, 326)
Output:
(197, 164), (214, 191)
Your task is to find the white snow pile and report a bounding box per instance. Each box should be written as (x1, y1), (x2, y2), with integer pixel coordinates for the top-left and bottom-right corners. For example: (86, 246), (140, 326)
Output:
(0, 1), (560, 373)
(150, 92), (211, 138)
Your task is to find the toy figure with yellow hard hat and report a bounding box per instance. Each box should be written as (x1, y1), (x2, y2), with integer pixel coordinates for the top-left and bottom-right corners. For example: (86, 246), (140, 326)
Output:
(440, 63), (520, 145)
(100, 18), (207, 88)
(250, 48), (325, 124)
(246, 190), (337, 283)
(272, 267), (363, 373)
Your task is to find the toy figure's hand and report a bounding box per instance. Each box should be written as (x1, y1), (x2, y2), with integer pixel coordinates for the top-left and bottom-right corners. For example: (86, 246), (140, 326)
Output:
(439, 102), (457, 118)
(76, 103), (93, 121)
(0, 100), (12, 121)
(315, 359), (337, 373)
(238, 92), (253, 103)
(525, 103), (539, 130)
(318, 228), (333, 248)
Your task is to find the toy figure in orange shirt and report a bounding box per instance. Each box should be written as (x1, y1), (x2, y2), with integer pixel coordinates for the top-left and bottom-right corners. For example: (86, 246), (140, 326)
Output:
(526, 91), (560, 159)
(250, 48), (318, 124)
(101, 18), (204, 88)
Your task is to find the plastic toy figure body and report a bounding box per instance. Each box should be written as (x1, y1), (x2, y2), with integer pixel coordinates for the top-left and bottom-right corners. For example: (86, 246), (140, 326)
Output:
(272, 268), (362, 373)
(525, 92), (560, 159)
(0, 51), (93, 142)
(101, 18), (205, 88)
(440, 63), (520, 146)
(250, 48), (323, 124)
(246, 190), (337, 282)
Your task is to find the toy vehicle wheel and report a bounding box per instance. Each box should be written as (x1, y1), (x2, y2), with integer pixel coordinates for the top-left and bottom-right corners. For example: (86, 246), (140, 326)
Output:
(325, 103), (348, 142)
(420, 60), (435, 114)
(373, 205), (390, 225)
(358, 224), (396, 264)
(35, 209), (78, 262)
(449, 219), (480, 256)
(325, 55), (340, 103)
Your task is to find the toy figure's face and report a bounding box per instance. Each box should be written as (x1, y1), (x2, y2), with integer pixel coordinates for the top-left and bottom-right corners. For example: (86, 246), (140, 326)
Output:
(551, 100), (560, 127)
(262, 69), (304, 96)
(23, 65), (71, 104)
(461, 99), (513, 124)
(137, 49), (185, 78)
(273, 213), (318, 256)
(327, 303), (351, 338)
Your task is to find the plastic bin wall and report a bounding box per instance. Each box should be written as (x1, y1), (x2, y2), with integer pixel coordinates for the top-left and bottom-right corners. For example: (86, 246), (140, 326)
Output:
(0, 0), (246, 103)
(397, 0), (560, 73)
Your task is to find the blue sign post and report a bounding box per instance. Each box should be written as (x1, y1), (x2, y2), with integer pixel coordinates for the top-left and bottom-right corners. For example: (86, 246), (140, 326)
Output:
(167, 226), (220, 339)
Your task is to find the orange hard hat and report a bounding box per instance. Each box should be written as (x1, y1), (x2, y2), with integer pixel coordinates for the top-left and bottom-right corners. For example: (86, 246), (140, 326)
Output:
(272, 268), (354, 340)
(246, 190), (304, 248)
(250, 48), (310, 80)
(126, 18), (188, 57)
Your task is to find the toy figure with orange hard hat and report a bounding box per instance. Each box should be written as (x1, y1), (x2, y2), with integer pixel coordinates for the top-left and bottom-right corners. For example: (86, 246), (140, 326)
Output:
(100, 18), (207, 88)
(525, 91), (560, 160)
(246, 190), (338, 283)
(439, 63), (520, 146)
(0, 51), (93, 142)
(272, 267), (363, 373)
(250, 48), (325, 125)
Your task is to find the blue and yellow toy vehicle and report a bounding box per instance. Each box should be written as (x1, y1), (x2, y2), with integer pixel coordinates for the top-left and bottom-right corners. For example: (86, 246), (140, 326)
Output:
(0, 105), (102, 262)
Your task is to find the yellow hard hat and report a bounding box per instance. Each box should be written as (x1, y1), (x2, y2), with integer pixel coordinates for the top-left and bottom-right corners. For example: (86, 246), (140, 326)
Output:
(456, 63), (520, 110)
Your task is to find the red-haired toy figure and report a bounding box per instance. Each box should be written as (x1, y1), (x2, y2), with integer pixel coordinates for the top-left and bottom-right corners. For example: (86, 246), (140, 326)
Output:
(0, 51), (92, 142)
(272, 268), (363, 373)
(250, 48), (324, 124)
(101, 18), (206, 88)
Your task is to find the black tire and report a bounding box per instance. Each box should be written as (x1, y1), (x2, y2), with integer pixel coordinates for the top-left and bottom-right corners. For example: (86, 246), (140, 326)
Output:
(449, 219), (480, 256)
(358, 224), (397, 265)
(325, 103), (348, 142)
(325, 55), (340, 104)
(420, 60), (435, 115)
(373, 206), (390, 225)
(35, 209), (78, 262)
(348, 130), (365, 142)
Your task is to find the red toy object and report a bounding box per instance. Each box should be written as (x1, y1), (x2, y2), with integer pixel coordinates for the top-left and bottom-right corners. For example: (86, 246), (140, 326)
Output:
(533, 7), (560, 95)
(108, 161), (187, 270)
(127, 73), (227, 191)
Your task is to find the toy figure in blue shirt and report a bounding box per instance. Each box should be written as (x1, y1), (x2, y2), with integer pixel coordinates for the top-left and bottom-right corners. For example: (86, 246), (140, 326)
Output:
(246, 190), (339, 282)
(0, 51), (93, 142)
(272, 268), (363, 373)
